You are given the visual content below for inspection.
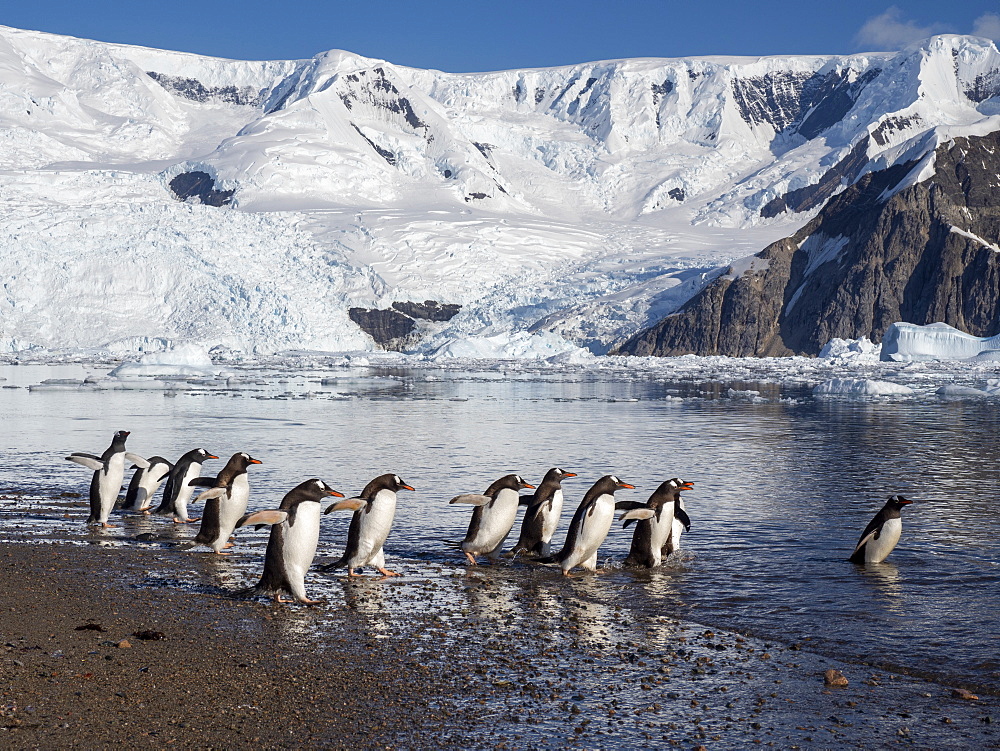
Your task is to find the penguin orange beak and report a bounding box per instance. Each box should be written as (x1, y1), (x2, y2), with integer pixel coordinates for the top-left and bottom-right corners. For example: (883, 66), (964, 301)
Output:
(250, 459), (263, 465)
(207, 454), (219, 460)
(325, 489), (346, 498)
(521, 482), (536, 489)
(401, 484), (415, 491)
(563, 472), (578, 478)
(617, 482), (635, 489)
(680, 482), (694, 490)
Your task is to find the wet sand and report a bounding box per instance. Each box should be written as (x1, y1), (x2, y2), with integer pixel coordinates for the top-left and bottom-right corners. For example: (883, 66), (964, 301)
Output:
(3, 536), (999, 750)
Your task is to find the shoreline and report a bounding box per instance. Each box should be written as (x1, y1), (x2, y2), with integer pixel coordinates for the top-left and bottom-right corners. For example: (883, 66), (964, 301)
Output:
(3, 540), (999, 749)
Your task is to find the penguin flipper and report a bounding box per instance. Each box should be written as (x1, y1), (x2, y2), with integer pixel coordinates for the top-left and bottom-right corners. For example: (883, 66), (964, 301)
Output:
(850, 529), (879, 560)
(518, 492), (538, 507)
(187, 477), (218, 488)
(614, 500), (646, 511)
(318, 555), (348, 572)
(618, 508), (655, 523)
(325, 498), (365, 514)
(66, 454), (104, 471)
(236, 510), (288, 528)
(674, 507), (692, 532)
(124, 453), (150, 468)
(194, 487), (227, 503)
(449, 494), (492, 506)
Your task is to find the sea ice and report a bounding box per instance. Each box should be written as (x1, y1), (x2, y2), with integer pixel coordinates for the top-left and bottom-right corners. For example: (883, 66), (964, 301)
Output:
(813, 378), (915, 396)
(107, 344), (228, 378)
(880, 322), (1000, 362)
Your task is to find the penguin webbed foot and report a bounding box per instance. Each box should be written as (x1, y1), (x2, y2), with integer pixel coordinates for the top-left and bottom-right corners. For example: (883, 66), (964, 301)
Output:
(376, 568), (401, 578)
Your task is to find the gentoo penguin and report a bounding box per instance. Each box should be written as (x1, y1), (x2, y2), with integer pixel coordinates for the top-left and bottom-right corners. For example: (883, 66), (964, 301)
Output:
(238, 479), (364, 604)
(65, 430), (146, 527)
(537, 475), (646, 576)
(320, 473), (415, 577)
(154, 448), (218, 523)
(189, 453), (262, 554)
(451, 474), (535, 565)
(508, 467), (577, 558)
(623, 479), (694, 568)
(849, 496), (913, 564)
(120, 456), (173, 514)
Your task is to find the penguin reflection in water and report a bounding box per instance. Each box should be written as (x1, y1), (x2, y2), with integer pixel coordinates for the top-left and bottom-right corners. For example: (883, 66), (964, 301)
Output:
(188, 452), (262, 554)
(238, 480), (363, 604)
(623, 478), (694, 568)
(850, 495), (913, 564)
(320, 474), (415, 577)
(65, 430), (148, 527)
(538, 475), (652, 576)
(451, 474), (535, 565)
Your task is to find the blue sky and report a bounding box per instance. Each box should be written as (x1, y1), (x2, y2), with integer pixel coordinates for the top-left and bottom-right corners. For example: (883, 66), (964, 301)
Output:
(3, 1), (999, 71)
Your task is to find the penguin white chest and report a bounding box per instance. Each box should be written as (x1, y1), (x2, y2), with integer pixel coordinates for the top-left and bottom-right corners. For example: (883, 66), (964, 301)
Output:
(540, 489), (564, 541)
(352, 490), (397, 564)
(565, 494), (615, 570)
(284, 502), (321, 575)
(174, 463), (203, 517)
(465, 488), (519, 554)
(668, 499), (687, 552)
(865, 518), (902, 563)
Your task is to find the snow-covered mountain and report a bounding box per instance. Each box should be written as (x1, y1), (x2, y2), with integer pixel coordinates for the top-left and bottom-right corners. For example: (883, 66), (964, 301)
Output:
(0, 25), (998, 356)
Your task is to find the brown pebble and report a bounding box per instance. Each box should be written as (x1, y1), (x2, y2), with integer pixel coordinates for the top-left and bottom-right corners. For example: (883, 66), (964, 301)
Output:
(951, 688), (979, 701)
(824, 669), (848, 687)
(117, 640), (132, 649)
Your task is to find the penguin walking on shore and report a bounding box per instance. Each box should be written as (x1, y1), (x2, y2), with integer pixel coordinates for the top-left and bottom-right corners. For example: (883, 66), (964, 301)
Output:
(154, 448), (217, 523)
(189, 453), (262, 554)
(623, 479), (694, 568)
(121, 456), (173, 514)
(66, 430), (146, 527)
(238, 479), (363, 604)
(451, 474), (535, 565)
(849, 496), (913, 564)
(320, 473), (415, 577)
(508, 467), (577, 558)
(537, 475), (648, 576)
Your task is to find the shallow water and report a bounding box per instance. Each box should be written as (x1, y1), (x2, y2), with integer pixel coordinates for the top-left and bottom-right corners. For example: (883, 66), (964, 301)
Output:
(2, 362), (999, 696)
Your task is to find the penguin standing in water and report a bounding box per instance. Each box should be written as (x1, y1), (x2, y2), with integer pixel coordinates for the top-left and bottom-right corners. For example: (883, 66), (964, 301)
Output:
(508, 467), (577, 558)
(320, 473), (415, 577)
(121, 456), (173, 514)
(189, 452), (262, 554)
(238, 479), (363, 604)
(849, 496), (913, 564)
(154, 448), (217, 523)
(66, 430), (145, 527)
(451, 474), (535, 565)
(623, 478), (694, 568)
(537, 475), (648, 576)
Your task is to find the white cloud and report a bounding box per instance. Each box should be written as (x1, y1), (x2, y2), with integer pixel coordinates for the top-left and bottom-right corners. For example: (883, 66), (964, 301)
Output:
(855, 6), (951, 50)
(972, 12), (1000, 40)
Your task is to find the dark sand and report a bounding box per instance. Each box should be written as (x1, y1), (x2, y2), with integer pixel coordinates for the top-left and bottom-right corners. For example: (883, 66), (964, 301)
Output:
(2, 540), (1000, 749)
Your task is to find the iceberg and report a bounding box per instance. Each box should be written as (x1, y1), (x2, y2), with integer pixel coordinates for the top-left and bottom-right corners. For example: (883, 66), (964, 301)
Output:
(107, 344), (228, 378)
(880, 322), (1000, 362)
(813, 379), (915, 396)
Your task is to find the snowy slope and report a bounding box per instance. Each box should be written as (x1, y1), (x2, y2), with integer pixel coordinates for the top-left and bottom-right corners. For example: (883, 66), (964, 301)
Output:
(0, 26), (999, 356)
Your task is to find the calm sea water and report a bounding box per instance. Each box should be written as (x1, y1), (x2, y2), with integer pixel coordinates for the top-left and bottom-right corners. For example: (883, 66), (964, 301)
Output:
(1, 362), (998, 693)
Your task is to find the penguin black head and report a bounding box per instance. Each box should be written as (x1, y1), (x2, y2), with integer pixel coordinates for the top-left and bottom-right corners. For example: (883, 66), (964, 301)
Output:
(113, 430), (130, 442)
(197, 449), (219, 461)
(543, 467), (577, 483)
(888, 495), (913, 509)
(608, 475), (635, 490)
(363, 474), (416, 497)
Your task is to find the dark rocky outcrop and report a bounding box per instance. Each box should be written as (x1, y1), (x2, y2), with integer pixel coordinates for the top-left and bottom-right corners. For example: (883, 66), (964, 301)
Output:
(169, 171), (234, 206)
(349, 300), (461, 350)
(146, 72), (264, 107)
(615, 130), (1000, 357)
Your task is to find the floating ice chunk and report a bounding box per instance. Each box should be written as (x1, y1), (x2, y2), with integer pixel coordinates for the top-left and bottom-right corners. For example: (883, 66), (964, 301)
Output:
(428, 331), (581, 360)
(819, 336), (881, 361)
(813, 378), (915, 396)
(108, 344), (229, 378)
(936, 384), (990, 398)
(880, 322), (1000, 362)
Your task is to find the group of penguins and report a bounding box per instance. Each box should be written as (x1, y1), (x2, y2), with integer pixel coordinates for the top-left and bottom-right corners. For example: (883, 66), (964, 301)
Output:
(65, 431), (911, 604)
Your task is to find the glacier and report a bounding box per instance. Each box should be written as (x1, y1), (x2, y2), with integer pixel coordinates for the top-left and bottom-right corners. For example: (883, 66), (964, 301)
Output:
(1, 26), (1000, 357)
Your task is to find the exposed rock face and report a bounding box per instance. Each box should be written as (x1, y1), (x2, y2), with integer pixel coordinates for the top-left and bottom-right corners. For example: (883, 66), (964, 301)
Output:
(146, 72), (265, 107)
(349, 300), (461, 350)
(615, 131), (1000, 357)
(169, 172), (234, 207)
